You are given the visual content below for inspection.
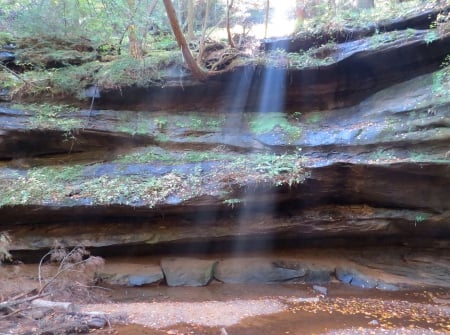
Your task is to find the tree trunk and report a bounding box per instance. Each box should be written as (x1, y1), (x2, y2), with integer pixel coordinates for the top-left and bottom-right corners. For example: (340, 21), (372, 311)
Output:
(162, 0), (209, 80)
(354, 0), (375, 9)
(187, 0), (194, 41)
(128, 24), (143, 59)
(264, 0), (270, 39)
(198, 0), (211, 62)
(226, 0), (235, 48)
(328, 0), (336, 15)
(126, 0), (143, 59)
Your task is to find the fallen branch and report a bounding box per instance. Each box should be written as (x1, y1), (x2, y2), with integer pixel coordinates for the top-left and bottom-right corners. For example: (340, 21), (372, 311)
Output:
(0, 292), (50, 312)
(31, 299), (76, 312)
(0, 63), (40, 88)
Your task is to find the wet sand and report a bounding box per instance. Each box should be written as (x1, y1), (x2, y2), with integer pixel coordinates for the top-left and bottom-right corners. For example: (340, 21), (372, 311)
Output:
(87, 283), (450, 335)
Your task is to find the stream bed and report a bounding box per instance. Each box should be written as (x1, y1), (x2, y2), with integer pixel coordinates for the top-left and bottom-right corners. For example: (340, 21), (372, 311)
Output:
(89, 281), (450, 335)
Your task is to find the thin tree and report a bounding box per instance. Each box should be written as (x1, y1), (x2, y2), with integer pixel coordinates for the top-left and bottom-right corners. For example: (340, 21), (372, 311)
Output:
(197, 0), (211, 61)
(126, 0), (143, 59)
(226, 0), (235, 48)
(264, 0), (270, 39)
(187, 0), (194, 41)
(355, 0), (375, 9)
(162, 0), (209, 80)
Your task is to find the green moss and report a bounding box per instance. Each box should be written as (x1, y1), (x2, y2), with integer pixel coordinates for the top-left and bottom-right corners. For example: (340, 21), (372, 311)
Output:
(229, 151), (307, 187)
(181, 151), (232, 163)
(249, 112), (302, 143)
(174, 114), (226, 130)
(305, 112), (322, 124)
(0, 32), (14, 46)
(223, 198), (242, 208)
(154, 117), (168, 130)
(117, 147), (175, 164)
(117, 147), (233, 165)
(0, 165), (84, 206)
(51, 62), (101, 97)
(0, 163), (201, 208)
(94, 52), (181, 89)
(12, 103), (83, 131)
(0, 150), (308, 208)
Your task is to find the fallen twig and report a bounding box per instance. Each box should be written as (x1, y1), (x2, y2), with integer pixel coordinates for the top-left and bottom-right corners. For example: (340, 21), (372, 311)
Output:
(0, 63), (40, 88)
(0, 292), (50, 312)
(32, 299), (76, 312)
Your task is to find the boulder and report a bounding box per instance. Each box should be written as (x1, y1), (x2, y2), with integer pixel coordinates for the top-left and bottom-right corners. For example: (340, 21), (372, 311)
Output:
(303, 265), (334, 284)
(312, 285), (328, 295)
(335, 267), (377, 289)
(214, 258), (307, 284)
(0, 51), (15, 63)
(0, 88), (11, 102)
(335, 267), (401, 290)
(98, 264), (163, 287)
(375, 282), (399, 291)
(160, 258), (217, 287)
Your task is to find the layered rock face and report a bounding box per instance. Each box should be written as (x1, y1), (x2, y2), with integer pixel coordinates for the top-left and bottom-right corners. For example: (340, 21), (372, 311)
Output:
(0, 16), (449, 288)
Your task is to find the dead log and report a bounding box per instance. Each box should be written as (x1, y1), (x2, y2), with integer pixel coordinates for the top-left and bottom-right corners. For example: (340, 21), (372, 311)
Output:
(31, 299), (77, 312)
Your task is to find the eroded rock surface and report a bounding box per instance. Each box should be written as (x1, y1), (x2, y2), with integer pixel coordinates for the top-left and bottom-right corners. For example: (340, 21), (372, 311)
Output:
(161, 258), (218, 287)
(0, 13), (449, 291)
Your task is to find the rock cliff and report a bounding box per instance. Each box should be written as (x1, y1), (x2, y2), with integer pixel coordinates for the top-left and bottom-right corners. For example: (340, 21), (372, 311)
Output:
(0, 10), (449, 288)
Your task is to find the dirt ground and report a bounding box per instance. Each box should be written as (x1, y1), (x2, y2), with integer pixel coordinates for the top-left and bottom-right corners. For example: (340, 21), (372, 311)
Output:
(1, 259), (449, 335)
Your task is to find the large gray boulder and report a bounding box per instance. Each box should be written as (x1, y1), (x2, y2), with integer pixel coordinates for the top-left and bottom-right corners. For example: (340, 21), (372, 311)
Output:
(335, 267), (377, 288)
(160, 258), (218, 287)
(302, 264), (334, 284)
(214, 258), (307, 284)
(335, 267), (399, 291)
(98, 263), (164, 287)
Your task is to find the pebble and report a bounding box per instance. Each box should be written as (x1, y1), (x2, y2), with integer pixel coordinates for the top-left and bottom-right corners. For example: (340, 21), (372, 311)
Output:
(313, 285), (328, 295)
(368, 319), (379, 326)
(87, 316), (107, 329)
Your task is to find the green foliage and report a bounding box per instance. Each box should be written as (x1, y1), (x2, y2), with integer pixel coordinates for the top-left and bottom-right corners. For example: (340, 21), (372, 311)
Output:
(409, 152), (426, 162)
(371, 148), (394, 162)
(424, 30), (438, 45)
(0, 165), (82, 206)
(117, 147), (232, 165)
(223, 198), (242, 208)
(117, 147), (173, 164)
(12, 103), (82, 131)
(295, 0), (443, 37)
(0, 71), (19, 91)
(229, 151), (307, 187)
(432, 59), (450, 99)
(51, 62), (101, 97)
(305, 112), (322, 124)
(249, 112), (302, 143)
(0, 164), (203, 208)
(414, 213), (427, 226)
(174, 114), (225, 130)
(154, 117), (168, 130)
(152, 35), (178, 51)
(10, 1), (83, 38)
(94, 52), (180, 88)
(0, 148), (307, 208)
(0, 32), (14, 46)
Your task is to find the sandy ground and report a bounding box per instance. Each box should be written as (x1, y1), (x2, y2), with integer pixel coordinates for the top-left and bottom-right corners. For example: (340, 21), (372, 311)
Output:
(82, 298), (286, 328)
(80, 290), (450, 335)
(1, 256), (449, 335)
